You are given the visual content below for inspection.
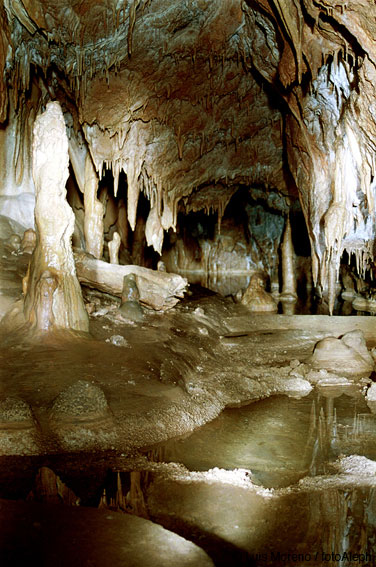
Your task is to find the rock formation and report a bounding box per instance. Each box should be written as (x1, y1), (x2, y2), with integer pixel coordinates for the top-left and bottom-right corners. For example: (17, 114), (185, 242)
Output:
(23, 101), (89, 333)
(21, 228), (36, 254)
(108, 231), (121, 264)
(119, 273), (144, 322)
(83, 154), (104, 260)
(74, 249), (187, 311)
(310, 330), (374, 378)
(280, 215), (297, 301)
(241, 273), (278, 312)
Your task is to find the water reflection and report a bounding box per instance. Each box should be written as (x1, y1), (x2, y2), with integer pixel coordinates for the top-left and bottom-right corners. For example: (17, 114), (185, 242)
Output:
(147, 390), (376, 489)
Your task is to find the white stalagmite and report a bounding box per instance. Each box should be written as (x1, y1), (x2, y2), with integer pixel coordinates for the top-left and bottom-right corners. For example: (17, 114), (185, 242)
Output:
(84, 154), (104, 259)
(108, 231), (121, 264)
(23, 101), (89, 332)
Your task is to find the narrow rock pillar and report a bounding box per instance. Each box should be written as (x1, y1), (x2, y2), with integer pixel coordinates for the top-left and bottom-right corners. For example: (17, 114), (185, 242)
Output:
(108, 231), (121, 264)
(281, 215), (298, 300)
(23, 101), (89, 332)
(84, 154), (104, 259)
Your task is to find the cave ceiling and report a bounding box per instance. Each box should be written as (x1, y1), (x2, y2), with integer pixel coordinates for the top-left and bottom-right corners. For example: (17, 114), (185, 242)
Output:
(1, 0), (376, 311)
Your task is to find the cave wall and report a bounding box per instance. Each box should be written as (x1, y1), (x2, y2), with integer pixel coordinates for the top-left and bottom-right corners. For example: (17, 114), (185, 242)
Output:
(162, 188), (287, 289)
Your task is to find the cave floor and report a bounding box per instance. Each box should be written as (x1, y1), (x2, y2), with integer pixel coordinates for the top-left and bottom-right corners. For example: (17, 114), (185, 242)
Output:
(2, 277), (374, 456)
(1, 221), (376, 565)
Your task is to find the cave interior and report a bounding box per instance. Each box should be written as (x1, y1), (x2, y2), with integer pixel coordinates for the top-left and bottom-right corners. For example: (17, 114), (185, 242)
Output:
(1, 1), (376, 566)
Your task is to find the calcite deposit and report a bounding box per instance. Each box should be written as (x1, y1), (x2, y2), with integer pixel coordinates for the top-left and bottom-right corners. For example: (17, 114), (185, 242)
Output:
(23, 102), (89, 333)
(310, 330), (374, 378)
(1, 1), (376, 564)
(241, 273), (278, 312)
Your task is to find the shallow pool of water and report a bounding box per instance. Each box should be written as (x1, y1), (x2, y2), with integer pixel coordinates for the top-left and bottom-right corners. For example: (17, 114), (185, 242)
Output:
(148, 389), (376, 488)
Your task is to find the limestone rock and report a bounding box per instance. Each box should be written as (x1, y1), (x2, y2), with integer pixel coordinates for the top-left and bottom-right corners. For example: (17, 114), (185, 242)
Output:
(241, 274), (277, 313)
(49, 380), (116, 451)
(4, 233), (21, 252)
(75, 250), (187, 311)
(352, 296), (376, 313)
(0, 397), (41, 455)
(108, 231), (121, 264)
(106, 334), (129, 347)
(119, 301), (144, 323)
(50, 380), (110, 423)
(28, 467), (80, 506)
(310, 330), (374, 378)
(366, 383), (376, 402)
(118, 273), (144, 322)
(21, 228), (36, 254)
(23, 101), (89, 333)
(0, 396), (34, 423)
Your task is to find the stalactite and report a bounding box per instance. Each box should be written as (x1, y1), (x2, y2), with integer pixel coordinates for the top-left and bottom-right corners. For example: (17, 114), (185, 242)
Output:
(161, 194), (177, 231)
(128, 1), (140, 57)
(113, 159), (121, 197)
(127, 160), (141, 232)
(145, 204), (164, 254)
(177, 125), (184, 160)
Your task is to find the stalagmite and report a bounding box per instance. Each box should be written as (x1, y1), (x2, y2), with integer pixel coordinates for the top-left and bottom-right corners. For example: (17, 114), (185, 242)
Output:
(108, 231), (121, 264)
(241, 274), (278, 312)
(117, 201), (129, 248)
(28, 467), (80, 506)
(28, 270), (58, 331)
(280, 215), (297, 300)
(323, 202), (348, 315)
(119, 274), (143, 321)
(131, 213), (146, 265)
(84, 154), (104, 259)
(21, 228), (36, 254)
(23, 101), (89, 333)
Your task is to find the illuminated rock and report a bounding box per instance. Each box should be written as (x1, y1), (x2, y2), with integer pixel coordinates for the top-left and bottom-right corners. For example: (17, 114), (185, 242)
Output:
(310, 330), (374, 378)
(23, 102), (89, 333)
(241, 274), (278, 313)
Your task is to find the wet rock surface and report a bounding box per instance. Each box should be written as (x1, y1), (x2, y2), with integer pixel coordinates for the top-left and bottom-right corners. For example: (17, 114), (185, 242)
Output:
(2, 226), (376, 564)
(50, 380), (111, 423)
(310, 330), (374, 378)
(0, 397), (34, 424)
(0, 397), (41, 455)
(0, 497), (214, 567)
